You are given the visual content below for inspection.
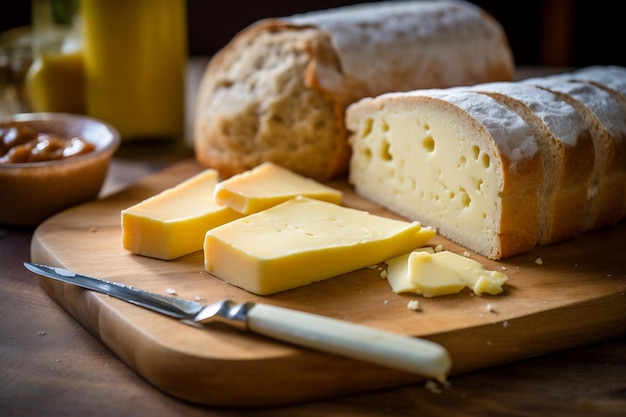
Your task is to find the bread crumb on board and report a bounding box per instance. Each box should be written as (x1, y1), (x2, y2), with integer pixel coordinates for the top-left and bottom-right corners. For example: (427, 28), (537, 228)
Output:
(407, 300), (421, 311)
(424, 379), (450, 394)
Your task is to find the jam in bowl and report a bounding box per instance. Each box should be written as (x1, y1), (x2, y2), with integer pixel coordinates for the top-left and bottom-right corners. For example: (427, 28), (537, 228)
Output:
(0, 112), (120, 227)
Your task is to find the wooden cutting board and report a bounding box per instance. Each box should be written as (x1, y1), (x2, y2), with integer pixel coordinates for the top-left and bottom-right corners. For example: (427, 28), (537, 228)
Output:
(31, 160), (626, 407)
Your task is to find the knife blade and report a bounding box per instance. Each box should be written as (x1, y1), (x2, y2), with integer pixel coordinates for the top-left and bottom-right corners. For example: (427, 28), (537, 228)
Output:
(24, 262), (451, 380)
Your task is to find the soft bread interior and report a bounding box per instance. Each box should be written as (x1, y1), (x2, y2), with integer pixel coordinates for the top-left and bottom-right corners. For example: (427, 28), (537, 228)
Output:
(194, 27), (346, 180)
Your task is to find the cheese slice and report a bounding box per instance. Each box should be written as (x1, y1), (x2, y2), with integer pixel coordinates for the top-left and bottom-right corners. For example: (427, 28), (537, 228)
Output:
(121, 169), (242, 260)
(214, 162), (343, 214)
(204, 196), (436, 295)
(385, 249), (508, 297)
(385, 248), (434, 293)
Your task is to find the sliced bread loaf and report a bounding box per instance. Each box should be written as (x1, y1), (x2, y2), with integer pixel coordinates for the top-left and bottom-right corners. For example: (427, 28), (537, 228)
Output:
(347, 90), (542, 260)
(348, 66), (625, 259)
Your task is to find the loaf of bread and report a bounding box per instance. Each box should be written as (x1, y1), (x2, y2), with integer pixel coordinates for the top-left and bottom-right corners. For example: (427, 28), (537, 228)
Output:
(347, 66), (626, 260)
(194, 0), (514, 181)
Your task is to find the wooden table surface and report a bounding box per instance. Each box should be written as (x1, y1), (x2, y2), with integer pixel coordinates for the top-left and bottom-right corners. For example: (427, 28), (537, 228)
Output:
(2, 61), (626, 416)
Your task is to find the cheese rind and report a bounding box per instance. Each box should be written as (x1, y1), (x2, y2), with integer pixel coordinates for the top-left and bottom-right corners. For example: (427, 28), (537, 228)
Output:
(204, 196), (435, 295)
(214, 162), (343, 214)
(385, 249), (508, 297)
(121, 169), (242, 260)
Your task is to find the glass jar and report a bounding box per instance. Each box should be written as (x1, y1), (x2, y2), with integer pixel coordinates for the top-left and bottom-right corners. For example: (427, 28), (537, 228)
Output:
(26, 0), (85, 114)
(0, 27), (34, 115)
(81, 0), (187, 143)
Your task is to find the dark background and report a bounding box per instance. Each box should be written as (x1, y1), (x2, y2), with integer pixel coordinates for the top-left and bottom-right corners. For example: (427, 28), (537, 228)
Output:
(1, 0), (624, 68)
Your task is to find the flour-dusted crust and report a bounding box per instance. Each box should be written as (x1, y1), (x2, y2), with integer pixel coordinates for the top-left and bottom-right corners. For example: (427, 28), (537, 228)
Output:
(194, 0), (514, 180)
(566, 66), (626, 100)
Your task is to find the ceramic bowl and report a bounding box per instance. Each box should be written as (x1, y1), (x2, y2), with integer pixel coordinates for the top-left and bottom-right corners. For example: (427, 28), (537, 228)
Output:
(0, 112), (120, 227)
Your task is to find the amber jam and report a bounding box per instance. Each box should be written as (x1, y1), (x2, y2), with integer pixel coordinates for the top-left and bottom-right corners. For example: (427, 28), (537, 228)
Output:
(0, 124), (96, 163)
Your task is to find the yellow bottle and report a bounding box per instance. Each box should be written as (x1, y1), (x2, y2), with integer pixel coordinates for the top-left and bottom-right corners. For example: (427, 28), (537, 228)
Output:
(81, 0), (187, 142)
(26, 0), (86, 114)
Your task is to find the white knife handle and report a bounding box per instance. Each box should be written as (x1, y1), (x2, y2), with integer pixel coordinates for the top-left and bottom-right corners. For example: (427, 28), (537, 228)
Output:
(246, 303), (451, 380)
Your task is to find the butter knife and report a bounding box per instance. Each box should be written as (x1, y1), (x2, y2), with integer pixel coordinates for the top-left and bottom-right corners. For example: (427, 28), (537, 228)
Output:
(24, 262), (451, 380)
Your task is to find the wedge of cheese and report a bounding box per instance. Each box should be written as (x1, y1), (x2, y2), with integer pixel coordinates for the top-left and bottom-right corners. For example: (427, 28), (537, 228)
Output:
(214, 162), (343, 214)
(204, 196), (435, 295)
(121, 169), (242, 260)
(385, 249), (508, 297)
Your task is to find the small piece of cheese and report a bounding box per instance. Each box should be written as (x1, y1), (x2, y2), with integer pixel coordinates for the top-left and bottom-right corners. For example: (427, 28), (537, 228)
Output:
(385, 247), (435, 293)
(385, 249), (507, 297)
(121, 169), (242, 260)
(204, 196), (436, 295)
(213, 162), (343, 214)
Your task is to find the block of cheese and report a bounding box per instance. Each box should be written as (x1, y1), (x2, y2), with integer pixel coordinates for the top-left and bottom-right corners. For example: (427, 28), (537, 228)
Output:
(347, 90), (542, 260)
(464, 82), (594, 244)
(382, 247), (434, 293)
(522, 77), (626, 230)
(194, 0), (514, 181)
(385, 249), (508, 297)
(213, 162), (342, 214)
(121, 169), (242, 260)
(204, 196), (436, 295)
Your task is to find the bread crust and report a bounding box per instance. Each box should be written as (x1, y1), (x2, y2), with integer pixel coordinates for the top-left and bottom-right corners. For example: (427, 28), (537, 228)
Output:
(194, 1), (514, 180)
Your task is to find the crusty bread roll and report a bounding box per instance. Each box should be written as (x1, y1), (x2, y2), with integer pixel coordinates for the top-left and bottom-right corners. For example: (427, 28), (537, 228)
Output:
(347, 66), (626, 260)
(194, 0), (514, 180)
(347, 89), (542, 260)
